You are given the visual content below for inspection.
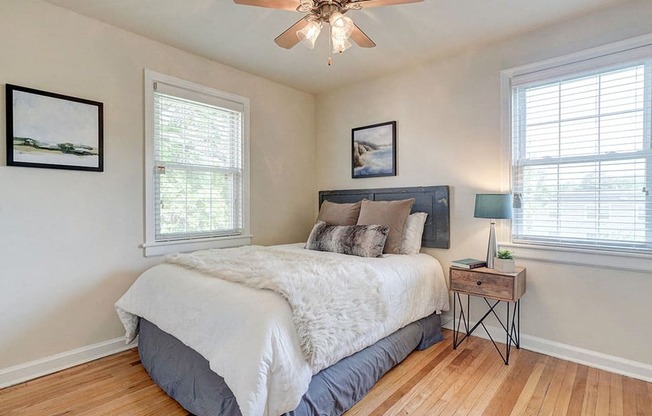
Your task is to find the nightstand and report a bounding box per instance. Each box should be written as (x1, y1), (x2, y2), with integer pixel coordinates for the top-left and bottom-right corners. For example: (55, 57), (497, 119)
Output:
(450, 266), (526, 364)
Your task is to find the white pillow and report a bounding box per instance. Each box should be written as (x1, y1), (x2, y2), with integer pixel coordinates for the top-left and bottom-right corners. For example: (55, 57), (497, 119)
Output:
(399, 212), (428, 254)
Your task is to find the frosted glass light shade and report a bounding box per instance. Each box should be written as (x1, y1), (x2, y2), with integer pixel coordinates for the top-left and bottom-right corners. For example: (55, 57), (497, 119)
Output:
(297, 21), (321, 49)
(332, 36), (352, 53)
(329, 12), (353, 39)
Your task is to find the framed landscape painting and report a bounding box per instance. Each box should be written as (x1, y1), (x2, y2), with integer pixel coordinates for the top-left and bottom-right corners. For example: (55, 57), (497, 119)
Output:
(352, 121), (396, 178)
(6, 84), (103, 172)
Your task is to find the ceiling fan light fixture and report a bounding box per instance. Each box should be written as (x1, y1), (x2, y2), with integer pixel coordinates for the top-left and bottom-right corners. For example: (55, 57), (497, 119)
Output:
(297, 20), (322, 49)
(236, 0), (423, 57)
(296, 0), (314, 13)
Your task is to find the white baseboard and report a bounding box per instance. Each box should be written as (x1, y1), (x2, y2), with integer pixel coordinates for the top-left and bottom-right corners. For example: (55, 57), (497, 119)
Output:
(441, 315), (652, 383)
(0, 337), (137, 389)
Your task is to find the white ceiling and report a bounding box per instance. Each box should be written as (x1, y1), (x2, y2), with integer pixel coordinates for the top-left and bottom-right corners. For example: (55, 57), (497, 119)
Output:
(44, 0), (629, 94)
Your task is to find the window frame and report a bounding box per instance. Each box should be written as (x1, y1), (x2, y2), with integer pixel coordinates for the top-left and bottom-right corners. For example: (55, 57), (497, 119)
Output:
(500, 34), (652, 272)
(143, 70), (251, 257)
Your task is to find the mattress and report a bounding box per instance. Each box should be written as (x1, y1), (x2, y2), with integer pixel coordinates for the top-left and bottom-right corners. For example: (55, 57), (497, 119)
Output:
(139, 313), (444, 416)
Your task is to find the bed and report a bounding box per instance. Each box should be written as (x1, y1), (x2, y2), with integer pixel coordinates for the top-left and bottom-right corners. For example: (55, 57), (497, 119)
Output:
(116, 186), (451, 416)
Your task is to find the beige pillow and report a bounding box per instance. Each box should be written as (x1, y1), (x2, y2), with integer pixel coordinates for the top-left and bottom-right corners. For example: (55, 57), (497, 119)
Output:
(317, 200), (362, 226)
(400, 212), (428, 254)
(357, 198), (416, 254)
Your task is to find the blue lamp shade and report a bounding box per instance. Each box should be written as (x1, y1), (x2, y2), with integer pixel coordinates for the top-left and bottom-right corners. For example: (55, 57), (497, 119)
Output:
(474, 194), (513, 220)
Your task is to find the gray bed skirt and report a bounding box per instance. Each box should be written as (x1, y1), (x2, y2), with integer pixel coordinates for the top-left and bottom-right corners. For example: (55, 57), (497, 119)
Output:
(138, 313), (444, 416)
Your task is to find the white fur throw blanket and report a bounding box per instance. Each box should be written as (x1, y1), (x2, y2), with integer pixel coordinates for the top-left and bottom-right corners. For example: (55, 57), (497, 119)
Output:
(166, 245), (388, 370)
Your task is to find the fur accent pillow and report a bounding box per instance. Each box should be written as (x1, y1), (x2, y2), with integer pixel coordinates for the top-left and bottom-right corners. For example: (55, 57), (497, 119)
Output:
(305, 221), (389, 258)
(316, 200), (363, 226)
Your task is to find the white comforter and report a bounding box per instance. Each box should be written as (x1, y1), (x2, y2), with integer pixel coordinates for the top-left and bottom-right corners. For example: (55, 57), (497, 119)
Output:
(116, 244), (449, 416)
(166, 245), (394, 372)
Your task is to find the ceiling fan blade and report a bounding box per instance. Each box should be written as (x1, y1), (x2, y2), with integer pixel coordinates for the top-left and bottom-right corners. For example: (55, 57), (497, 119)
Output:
(274, 18), (310, 49)
(350, 23), (376, 48)
(350, 0), (423, 8)
(234, 0), (299, 11)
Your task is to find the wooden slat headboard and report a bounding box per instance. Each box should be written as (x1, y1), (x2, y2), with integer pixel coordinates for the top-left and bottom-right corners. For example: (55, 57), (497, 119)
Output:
(318, 186), (450, 249)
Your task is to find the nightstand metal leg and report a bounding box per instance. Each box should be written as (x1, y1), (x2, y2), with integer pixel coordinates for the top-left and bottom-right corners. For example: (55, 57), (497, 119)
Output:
(517, 300), (521, 349)
(452, 292), (470, 349)
(506, 303), (511, 364)
(507, 299), (520, 351)
(453, 291), (456, 349)
(467, 295), (470, 334)
(469, 298), (522, 365)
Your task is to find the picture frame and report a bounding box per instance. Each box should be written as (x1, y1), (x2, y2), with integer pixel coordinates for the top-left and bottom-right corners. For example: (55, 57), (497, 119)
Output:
(6, 84), (103, 172)
(352, 121), (396, 179)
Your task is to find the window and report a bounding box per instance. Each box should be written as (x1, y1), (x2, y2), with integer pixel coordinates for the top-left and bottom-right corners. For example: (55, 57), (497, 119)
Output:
(508, 41), (652, 254)
(144, 71), (250, 256)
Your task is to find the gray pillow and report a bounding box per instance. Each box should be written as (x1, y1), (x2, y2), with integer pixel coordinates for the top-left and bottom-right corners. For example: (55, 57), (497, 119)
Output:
(316, 200), (362, 226)
(357, 198), (416, 254)
(305, 221), (389, 258)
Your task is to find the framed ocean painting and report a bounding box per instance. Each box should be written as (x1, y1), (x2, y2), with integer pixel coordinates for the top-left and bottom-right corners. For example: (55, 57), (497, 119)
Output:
(6, 84), (103, 172)
(352, 121), (396, 178)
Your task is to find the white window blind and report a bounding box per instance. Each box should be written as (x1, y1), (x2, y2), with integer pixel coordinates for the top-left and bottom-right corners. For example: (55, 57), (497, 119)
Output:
(511, 59), (652, 253)
(146, 75), (248, 249)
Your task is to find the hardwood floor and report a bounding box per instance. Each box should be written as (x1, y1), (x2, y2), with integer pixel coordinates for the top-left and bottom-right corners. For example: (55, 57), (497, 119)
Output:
(1, 330), (650, 415)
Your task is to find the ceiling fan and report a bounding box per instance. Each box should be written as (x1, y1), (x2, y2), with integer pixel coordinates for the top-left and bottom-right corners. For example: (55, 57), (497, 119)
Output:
(234, 0), (424, 56)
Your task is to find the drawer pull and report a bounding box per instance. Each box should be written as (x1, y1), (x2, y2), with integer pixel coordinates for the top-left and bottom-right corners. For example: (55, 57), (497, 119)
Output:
(476, 281), (482, 286)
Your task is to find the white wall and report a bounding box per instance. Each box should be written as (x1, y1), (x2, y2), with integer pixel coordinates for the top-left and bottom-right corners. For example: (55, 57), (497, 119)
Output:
(2, 0), (651, 380)
(0, 0), (316, 369)
(316, 0), (652, 366)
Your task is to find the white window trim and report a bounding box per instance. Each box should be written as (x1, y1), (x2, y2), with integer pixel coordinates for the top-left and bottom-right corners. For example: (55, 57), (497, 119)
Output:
(143, 70), (251, 257)
(498, 242), (652, 274)
(500, 33), (652, 273)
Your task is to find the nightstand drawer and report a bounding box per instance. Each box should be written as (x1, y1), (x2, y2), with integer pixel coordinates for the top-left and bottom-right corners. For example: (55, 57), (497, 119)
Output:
(450, 267), (525, 301)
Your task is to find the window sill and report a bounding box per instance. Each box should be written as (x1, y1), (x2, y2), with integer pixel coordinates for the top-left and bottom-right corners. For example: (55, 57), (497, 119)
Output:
(499, 242), (652, 274)
(143, 235), (253, 257)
